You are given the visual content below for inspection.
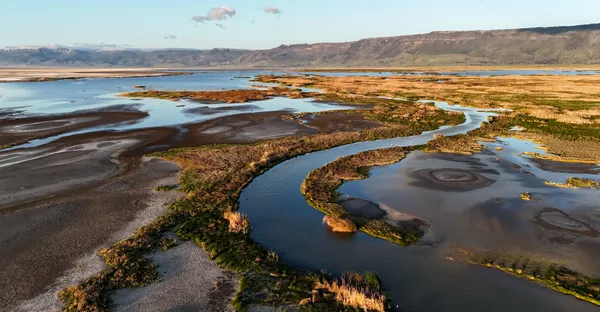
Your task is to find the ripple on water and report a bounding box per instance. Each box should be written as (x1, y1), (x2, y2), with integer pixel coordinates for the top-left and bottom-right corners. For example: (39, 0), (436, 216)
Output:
(533, 208), (599, 237)
(409, 168), (495, 191)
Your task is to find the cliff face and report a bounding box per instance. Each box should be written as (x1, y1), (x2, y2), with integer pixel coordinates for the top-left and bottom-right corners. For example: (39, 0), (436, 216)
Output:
(2, 23), (600, 67)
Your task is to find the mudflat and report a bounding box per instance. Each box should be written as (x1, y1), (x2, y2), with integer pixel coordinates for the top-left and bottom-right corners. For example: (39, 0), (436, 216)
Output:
(0, 127), (181, 311)
(0, 68), (189, 82)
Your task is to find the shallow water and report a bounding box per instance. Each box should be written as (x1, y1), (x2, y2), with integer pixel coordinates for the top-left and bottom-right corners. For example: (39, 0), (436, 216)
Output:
(239, 104), (600, 311)
(0, 71), (354, 149)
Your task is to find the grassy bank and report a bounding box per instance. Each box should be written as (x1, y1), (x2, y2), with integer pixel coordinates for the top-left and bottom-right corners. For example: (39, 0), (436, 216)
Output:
(301, 147), (425, 246)
(120, 87), (316, 103)
(458, 247), (600, 306)
(545, 177), (600, 190)
(424, 113), (600, 163)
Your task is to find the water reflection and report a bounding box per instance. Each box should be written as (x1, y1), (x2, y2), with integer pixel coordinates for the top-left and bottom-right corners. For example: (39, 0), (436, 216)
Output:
(0, 72), (355, 149)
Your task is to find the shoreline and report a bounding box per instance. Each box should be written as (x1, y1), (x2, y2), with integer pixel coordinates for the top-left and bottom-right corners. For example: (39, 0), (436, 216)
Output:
(0, 68), (192, 83)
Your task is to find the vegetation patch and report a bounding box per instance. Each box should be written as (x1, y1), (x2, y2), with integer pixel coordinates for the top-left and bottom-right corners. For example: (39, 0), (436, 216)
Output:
(545, 177), (600, 190)
(322, 216), (357, 233)
(312, 272), (388, 312)
(520, 192), (532, 201)
(120, 87), (317, 103)
(224, 210), (251, 234)
(458, 247), (600, 306)
(154, 184), (179, 192)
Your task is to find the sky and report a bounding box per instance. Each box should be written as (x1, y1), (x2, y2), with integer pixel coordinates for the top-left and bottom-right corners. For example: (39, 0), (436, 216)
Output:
(1, 0), (599, 50)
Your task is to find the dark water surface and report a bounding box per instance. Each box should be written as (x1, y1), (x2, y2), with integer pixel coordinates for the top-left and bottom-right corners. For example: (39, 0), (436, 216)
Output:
(240, 104), (600, 311)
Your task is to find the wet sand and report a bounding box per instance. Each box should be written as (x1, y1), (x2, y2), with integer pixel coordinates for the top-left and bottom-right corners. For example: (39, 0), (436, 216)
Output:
(0, 68), (190, 82)
(112, 238), (237, 312)
(0, 107), (149, 148)
(0, 127), (176, 207)
(297, 112), (381, 132)
(0, 127), (183, 311)
(183, 111), (383, 145)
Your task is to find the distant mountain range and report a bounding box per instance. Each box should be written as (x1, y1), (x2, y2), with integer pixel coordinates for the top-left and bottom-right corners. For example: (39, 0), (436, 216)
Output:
(2, 23), (600, 67)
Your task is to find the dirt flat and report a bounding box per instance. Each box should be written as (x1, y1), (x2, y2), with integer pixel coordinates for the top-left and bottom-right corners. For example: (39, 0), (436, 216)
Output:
(0, 68), (190, 82)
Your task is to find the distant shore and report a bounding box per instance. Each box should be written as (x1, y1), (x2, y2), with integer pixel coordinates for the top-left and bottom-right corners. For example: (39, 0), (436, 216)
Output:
(299, 65), (600, 72)
(0, 68), (191, 82)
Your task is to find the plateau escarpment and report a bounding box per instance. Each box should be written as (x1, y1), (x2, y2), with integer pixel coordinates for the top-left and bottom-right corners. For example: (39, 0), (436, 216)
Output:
(2, 23), (600, 67)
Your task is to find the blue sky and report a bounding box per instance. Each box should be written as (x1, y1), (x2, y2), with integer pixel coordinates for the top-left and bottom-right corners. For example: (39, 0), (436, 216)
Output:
(1, 0), (599, 50)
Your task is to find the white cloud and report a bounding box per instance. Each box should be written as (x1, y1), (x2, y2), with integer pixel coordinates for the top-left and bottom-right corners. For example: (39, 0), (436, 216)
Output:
(264, 6), (281, 15)
(192, 6), (236, 23)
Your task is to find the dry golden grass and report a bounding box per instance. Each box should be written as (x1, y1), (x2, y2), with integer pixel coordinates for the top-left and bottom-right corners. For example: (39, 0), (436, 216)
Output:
(524, 106), (600, 125)
(262, 74), (600, 124)
(315, 274), (386, 312)
(121, 87), (316, 103)
(545, 177), (600, 190)
(511, 132), (600, 163)
(302, 65), (600, 72)
(224, 211), (250, 233)
(425, 133), (485, 155)
(322, 216), (357, 233)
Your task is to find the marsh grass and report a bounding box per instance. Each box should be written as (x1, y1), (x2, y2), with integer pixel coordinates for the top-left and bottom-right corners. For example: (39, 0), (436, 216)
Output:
(315, 272), (387, 312)
(154, 184), (179, 192)
(120, 87), (315, 103)
(224, 211), (251, 234)
(263, 74), (600, 124)
(545, 177), (600, 190)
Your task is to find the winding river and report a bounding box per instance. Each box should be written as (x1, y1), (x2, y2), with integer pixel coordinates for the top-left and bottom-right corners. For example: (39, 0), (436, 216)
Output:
(239, 102), (599, 312)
